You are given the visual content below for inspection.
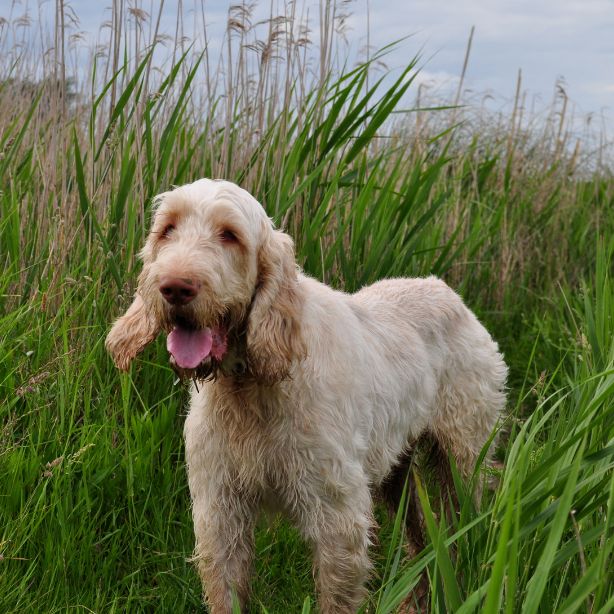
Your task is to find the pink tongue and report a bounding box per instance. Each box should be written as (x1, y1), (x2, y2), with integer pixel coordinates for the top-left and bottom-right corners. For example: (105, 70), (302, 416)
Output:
(167, 326), (213, 369)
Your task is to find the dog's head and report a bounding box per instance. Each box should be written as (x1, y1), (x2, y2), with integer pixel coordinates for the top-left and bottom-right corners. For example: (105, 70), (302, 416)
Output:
(105, 179), (305, 384)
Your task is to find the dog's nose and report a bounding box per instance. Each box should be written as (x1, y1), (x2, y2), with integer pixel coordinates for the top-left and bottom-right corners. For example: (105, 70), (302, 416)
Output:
(159, 277), (199, 305)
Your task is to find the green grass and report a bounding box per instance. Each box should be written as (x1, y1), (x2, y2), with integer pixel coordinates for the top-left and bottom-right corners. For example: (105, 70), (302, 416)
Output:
(1, 2), (613, 612)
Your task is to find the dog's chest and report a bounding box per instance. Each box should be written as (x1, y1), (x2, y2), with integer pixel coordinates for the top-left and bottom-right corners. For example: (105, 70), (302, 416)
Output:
(196, 382), (315, 493)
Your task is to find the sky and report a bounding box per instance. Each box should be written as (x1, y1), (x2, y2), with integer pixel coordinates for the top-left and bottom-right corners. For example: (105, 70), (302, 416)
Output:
(360, 0), (614, 121)
(4, 0), (613, 127)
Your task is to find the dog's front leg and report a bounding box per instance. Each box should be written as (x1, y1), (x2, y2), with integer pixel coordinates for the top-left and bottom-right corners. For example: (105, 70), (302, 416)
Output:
(303, 481), (373, 613)
(190, 484), (258, 613)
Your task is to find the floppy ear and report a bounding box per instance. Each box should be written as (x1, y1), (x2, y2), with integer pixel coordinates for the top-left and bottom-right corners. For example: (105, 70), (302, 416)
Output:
(246, 228), (306, 384)
(105, 294), (159, 371)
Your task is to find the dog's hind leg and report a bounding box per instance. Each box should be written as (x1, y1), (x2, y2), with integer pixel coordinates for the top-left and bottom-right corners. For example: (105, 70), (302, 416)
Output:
(380, 447), (424, 558)
(431, 352), (507, 503)
(431, 401), (501, 505)
(380, 447), (430, 613)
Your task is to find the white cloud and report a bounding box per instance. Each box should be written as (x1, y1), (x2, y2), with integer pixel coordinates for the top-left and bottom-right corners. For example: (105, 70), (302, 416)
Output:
(412, 69), (460, 93)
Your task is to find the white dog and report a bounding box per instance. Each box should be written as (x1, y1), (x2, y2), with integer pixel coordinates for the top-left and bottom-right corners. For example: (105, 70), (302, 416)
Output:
(106, 178), (507, 613)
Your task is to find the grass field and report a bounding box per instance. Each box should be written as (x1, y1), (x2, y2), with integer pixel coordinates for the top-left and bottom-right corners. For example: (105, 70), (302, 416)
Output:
(1, 2), (613, 612)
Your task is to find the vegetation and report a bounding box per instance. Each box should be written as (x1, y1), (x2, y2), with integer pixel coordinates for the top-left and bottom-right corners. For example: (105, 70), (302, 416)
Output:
(1, 2), (612, 612)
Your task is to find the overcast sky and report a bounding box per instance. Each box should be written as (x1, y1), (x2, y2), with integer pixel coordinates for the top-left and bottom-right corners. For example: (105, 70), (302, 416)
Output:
(6, 0), (613, 125)
(361, 0), (614, 121)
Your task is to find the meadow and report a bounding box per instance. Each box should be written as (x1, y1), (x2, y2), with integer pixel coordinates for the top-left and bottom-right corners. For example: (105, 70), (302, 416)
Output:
(1, 2), (613, 612)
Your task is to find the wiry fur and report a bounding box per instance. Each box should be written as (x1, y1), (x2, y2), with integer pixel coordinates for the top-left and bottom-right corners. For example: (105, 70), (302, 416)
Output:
(106, 178), (508, 613)
(246, 226), (306, 384)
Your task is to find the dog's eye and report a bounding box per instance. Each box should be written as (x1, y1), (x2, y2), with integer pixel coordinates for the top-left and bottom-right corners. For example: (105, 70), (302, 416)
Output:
(161, 224), (175, 239)
(221, 229), (238, 243)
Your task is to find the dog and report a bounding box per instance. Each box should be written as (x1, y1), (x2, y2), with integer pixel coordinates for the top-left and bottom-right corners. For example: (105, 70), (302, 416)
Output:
(106, 178), (507, 613)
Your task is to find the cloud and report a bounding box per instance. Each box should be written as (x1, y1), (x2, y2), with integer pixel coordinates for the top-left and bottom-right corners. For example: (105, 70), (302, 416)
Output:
(412, 69), (460, 93)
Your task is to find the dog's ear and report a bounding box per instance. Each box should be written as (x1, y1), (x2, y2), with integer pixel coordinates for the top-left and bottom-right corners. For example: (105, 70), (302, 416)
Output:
(246, 228), (306, 384)
(106, 293), (159, 371)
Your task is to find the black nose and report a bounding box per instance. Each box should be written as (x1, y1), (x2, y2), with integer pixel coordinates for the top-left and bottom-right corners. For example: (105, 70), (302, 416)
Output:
(159, 277), (198, 305)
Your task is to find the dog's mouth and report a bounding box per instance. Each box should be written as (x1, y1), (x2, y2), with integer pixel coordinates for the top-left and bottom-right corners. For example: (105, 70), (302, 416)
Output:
(166, 318), (228, 370)
(164, 308), (249, 382)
